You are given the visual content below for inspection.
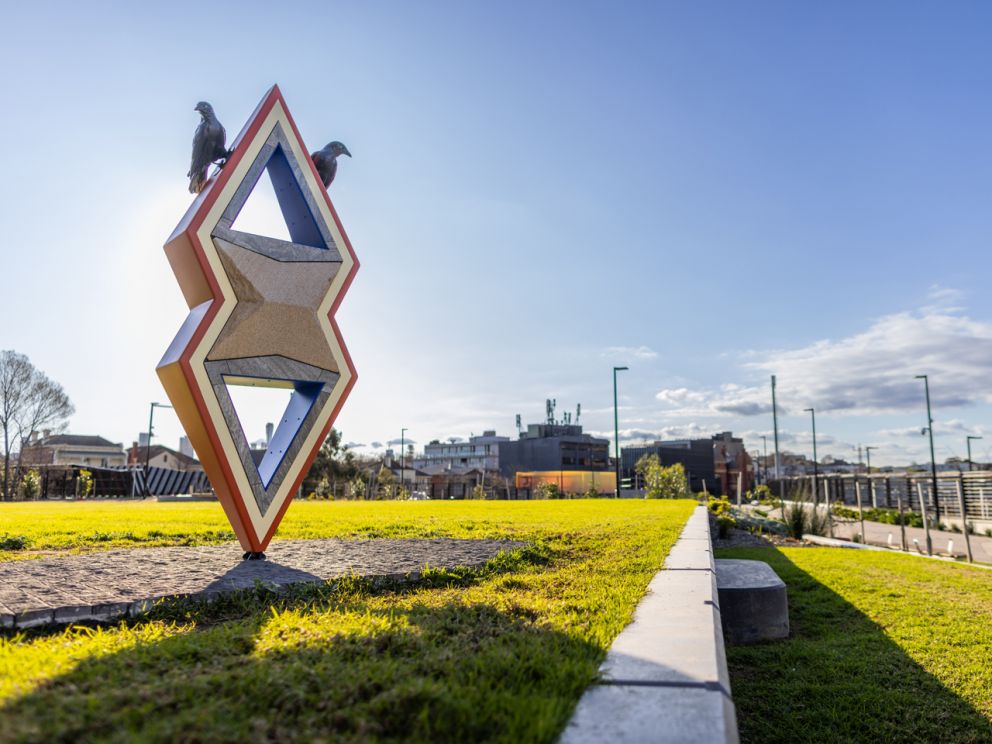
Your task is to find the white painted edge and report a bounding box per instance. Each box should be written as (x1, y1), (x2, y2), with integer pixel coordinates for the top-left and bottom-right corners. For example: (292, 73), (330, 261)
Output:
(560, 505), (739, 744)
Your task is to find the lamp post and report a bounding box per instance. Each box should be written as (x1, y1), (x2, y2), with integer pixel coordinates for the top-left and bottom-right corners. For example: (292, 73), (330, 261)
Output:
(915, 375), (941, 521)
(145, 402), (173, 496)
(967, 435), (982, 472)
(771, 376), (780, 480)
(864, 446), (875, 474)
(804, 407), (818, 501)
(400, 427), (407, 496)
(613, 366), (628, 496)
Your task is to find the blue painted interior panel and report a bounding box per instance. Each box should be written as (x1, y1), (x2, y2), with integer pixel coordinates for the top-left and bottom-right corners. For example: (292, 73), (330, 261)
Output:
(265, 144), (327, 249)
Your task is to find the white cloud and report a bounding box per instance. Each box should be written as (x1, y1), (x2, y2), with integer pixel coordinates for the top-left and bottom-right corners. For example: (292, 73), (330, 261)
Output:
(654, 299), (992, 418)
(603, 345), (658, 361)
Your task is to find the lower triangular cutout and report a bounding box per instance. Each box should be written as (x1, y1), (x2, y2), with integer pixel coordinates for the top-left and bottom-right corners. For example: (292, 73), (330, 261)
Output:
(204, 356), (340, 516)
(225, 382), (293, 484)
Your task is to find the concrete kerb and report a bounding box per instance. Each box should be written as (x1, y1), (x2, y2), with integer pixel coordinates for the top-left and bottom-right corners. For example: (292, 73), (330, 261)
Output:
(560, 505), (739, 744)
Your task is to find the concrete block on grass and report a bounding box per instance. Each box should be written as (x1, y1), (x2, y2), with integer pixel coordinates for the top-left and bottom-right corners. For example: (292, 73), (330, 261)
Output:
(715, 559), (789, 644)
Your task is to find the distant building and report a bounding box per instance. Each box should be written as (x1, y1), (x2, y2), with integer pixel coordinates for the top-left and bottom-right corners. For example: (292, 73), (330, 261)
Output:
(21, 433), (127, 468)
(179, 436), (196, 459)
(711, 431), (754, 497)
(498, 423), (612, 494)
(413, 431), (509, 472)
(621, 431), (754, 497)
(127, 442), (203, 473)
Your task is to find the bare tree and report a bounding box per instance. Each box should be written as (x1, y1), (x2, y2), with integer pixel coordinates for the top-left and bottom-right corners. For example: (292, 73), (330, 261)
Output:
(0, 351), (74, 500)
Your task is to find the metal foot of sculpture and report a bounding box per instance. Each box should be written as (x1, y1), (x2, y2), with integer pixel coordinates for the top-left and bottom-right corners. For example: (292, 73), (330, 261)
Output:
(242, 551), (267, 561)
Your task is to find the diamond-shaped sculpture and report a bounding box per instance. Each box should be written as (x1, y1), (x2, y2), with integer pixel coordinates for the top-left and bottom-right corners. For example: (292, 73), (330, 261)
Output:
(157, 85), (358, 553)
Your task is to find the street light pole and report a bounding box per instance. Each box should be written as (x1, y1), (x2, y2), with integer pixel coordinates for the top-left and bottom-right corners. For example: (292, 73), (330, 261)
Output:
(915, 375), (941, 521)
(613, 366), (629, 496)
(771, 376), (780, 480)
(400, 427), (407, 496)
(804, 407), (817, 501)
(865, 446), (875, 474)
(967, 436), (982, 472)
(144, 402), (173, 497)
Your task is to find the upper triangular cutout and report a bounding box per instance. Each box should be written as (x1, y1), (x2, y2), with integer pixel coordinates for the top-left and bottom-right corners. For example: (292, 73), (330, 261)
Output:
(229, 166), (292, 242)
(229, 142), (327, 250)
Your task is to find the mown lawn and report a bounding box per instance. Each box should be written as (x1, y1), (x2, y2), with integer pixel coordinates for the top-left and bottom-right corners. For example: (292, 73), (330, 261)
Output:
(0, 499), (694, 743)
(718, 546), (992, 744)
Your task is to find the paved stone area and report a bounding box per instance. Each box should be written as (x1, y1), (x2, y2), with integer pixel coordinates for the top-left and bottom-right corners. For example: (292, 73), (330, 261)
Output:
(0, 538), (525, 630)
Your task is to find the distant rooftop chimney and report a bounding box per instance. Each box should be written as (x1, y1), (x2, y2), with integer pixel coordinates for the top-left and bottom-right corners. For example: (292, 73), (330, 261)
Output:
(265, 422), (274, 446)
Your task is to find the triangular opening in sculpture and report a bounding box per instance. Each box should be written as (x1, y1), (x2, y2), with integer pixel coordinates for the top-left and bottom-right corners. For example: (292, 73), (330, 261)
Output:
(229, 140), (327, 250)
(223, 377), (324, 490)
(228, 165), (292, 241)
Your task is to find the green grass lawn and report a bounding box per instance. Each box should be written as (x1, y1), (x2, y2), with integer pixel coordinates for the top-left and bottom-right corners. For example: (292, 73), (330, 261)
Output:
(0, 499), (695, 743)
(718, 546), (992, 744)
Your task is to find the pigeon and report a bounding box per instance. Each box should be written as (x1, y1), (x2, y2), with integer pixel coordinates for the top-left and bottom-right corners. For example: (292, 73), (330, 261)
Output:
(187, 101), (231, 194)
(310, 141), (352, 188)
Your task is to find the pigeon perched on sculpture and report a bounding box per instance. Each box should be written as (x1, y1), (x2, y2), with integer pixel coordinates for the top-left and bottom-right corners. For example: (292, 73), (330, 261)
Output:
(310, 141), (351, 188)
(187, 101), (232, 194)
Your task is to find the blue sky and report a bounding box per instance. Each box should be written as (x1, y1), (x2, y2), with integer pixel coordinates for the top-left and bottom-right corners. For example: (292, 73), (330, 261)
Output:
(2, 1), (992, 466)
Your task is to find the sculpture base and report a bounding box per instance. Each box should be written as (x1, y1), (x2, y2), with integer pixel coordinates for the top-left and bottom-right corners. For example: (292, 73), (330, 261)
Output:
(242, 551), (267, 561)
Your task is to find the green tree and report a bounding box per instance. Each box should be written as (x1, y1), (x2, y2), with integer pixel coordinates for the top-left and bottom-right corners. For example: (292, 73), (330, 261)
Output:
(376, 466), (396, 499)
(639, 457), (690, 499)
(0, 350), (74, 501)
(302, 428), (358, 496)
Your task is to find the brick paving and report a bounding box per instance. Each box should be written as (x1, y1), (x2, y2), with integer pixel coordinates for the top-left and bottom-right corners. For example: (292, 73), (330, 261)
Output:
(0, 538), (525, 630)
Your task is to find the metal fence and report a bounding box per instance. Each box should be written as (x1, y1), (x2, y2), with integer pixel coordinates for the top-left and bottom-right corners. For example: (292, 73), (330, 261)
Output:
(23, 465), (211, 499)
(768, 472), (992, 522)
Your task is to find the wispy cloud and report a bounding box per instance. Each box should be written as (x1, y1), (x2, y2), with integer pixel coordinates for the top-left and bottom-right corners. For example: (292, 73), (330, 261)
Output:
(602, 345), (658, 361)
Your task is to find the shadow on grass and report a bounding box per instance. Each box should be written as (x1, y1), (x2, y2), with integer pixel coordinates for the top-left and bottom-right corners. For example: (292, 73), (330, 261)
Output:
(718, 546), (992, 744)
(0, 550), (595, 743)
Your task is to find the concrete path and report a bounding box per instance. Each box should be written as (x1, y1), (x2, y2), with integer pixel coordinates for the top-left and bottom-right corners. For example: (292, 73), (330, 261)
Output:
(828, 519), (992, 562)
(739, 503), (992, 563)
(0, 538), (524, 630)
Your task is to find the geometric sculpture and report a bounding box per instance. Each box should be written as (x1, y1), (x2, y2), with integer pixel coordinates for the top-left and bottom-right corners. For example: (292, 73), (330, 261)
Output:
(157, 85), (359, 555)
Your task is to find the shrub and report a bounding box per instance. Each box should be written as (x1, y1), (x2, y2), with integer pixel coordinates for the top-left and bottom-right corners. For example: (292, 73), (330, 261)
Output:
(0, 534), (30, 551)
(348, 475), (366, 500)
(783, 501), (807, 539)
(707, 496), (736, 538)
(20, 469), (41, 500)
(832, 504), (925, 528)
(750, 484), (776, 504)
(783, 499), (828, 539)
(535, 482), (562, 500)
(77, 469), (94, 498)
